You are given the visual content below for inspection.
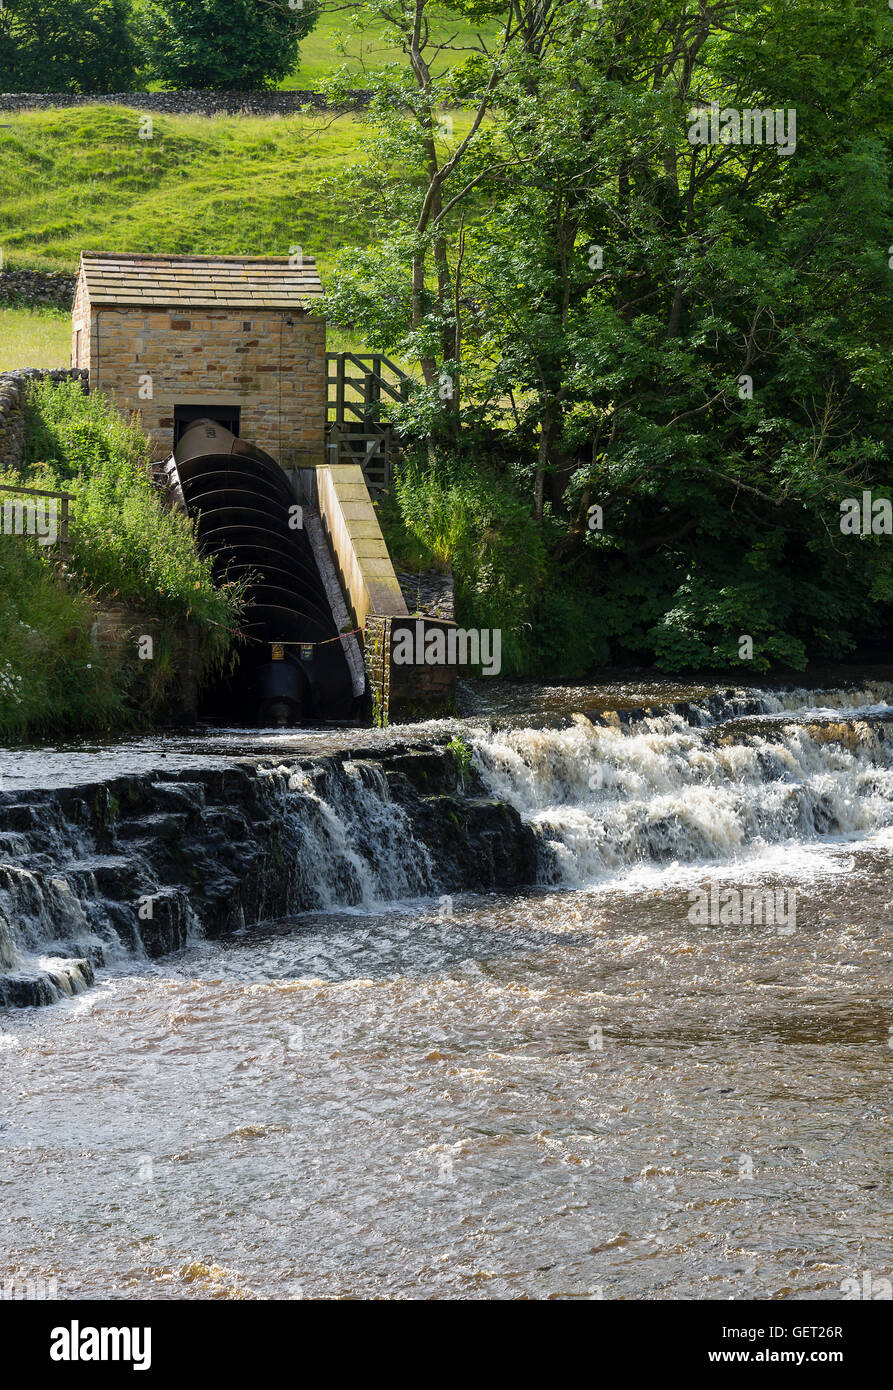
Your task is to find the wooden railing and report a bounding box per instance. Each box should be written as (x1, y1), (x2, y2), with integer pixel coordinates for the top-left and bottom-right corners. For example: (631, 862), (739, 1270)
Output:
(0, 483), (72, 559)
(325, 353), (411, 492)
(326, 352), (410, 426)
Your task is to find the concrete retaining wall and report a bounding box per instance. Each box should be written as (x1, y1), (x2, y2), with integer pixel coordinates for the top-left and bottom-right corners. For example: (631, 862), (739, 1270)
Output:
(314, 463), (457, 722)
(315, 463), (406, 628)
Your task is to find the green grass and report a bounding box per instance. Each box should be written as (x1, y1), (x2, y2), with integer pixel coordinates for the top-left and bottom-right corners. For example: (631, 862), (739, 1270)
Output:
(0, 107), (373, 277)
(0, 379), (245, 737)
(282, 9), (504, 89)
(0, 305), (71, 370)
(0, 535), (129, 739)
(0, 104), (467, 371)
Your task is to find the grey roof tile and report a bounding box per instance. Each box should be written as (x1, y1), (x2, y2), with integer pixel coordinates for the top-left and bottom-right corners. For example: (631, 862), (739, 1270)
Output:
(78, 251), (324, 308)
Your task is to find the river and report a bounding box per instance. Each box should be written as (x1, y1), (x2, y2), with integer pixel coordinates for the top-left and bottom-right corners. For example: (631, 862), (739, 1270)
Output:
(1, 675), (892, 1300)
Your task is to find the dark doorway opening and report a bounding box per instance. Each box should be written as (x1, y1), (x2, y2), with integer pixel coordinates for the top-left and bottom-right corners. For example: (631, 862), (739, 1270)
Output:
(174, 404), (241, 447)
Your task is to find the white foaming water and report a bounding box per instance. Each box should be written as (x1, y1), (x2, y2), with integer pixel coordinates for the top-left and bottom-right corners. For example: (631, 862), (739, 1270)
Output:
(2, 681), (891, 1002)
(275, 762), (435, 909)
(472, 696), (893, 888)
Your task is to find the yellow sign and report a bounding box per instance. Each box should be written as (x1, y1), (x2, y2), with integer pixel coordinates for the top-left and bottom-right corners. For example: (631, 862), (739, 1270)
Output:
(271, 642), (285, 661)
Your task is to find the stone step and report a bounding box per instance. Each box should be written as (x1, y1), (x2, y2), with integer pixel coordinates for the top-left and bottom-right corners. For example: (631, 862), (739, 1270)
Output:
(115, 811), (191, 842)
(0, 956), (94, 1008)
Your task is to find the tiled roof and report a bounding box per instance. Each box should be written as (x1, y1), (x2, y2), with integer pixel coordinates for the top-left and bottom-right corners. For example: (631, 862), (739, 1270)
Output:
(78, 252), (323, 308)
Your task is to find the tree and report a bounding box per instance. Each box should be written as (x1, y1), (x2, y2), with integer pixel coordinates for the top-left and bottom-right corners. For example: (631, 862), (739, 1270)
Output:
(326, 0), (893, 672)
(139, 0), (319, 90)
(0, 0), (138, 93)
(321, 2), (565, 422)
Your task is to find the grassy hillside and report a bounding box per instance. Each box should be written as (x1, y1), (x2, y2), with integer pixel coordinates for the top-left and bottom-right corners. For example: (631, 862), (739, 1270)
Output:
(282, 9), (503, 89)
(0, 103), (469, 367)
(0, 107), (374, 277)
(0, 305), (70, 370)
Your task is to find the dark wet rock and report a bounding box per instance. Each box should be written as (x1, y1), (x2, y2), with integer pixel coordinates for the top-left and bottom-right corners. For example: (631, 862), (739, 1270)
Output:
(413, 794), (537, 892)
(0, 742), (538, 1006)
(395, 568), (455, 621)
(0, 956), (94, 1008)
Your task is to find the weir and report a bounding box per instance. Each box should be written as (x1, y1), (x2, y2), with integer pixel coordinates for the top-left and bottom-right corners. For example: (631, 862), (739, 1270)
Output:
(1, 682), (892, 1008)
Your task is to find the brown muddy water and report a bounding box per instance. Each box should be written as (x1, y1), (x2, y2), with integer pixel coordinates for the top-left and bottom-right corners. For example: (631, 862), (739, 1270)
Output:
(1, 677), (892, 1300)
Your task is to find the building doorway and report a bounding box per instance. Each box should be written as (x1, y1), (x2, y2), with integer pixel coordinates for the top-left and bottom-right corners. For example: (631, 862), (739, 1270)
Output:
(174, 404), (241, 447)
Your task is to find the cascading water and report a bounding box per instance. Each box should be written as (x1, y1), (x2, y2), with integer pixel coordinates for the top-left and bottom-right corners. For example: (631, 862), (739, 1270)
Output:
(4, 677), (893, 1302)
(471, 686), (893, 886)
(0, 748), (506, 1006)
(1, 681), (892, 1006)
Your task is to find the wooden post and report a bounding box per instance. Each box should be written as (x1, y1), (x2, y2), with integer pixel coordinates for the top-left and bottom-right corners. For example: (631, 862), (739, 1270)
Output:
(59, 493), (70, 562)
(0, 483), (73, 559)
(335, 353), (346, 427)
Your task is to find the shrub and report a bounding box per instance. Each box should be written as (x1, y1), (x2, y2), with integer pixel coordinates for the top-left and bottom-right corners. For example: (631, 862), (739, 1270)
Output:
(0, 0), (138, 93)
(22, 377), (243, 679)
(0, 379), (244, 737)
(392, 451), (547, 676)
(0, 538), (129, 739)
(138, 0), (318, 91)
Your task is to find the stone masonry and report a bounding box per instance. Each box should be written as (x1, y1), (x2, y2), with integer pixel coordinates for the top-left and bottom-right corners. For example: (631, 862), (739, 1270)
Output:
(73, 252), (326, 467)
(0, 367), (87, 470)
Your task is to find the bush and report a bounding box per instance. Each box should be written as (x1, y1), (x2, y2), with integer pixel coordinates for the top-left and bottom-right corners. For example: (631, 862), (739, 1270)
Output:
(0, 379), (244, 737)
(22, 378), (243, 677)
(0, 0), (138, 93)
(0, 539), (129, 739)
(138, 0), (318, 90)
(389, 452), (545, 675)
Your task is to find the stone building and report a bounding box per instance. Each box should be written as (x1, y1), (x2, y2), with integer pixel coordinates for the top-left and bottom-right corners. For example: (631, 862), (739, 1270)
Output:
(71, 251), (325, 466)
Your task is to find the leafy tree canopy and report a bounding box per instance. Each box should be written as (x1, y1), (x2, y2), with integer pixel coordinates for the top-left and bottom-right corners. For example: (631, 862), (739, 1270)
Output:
(324, 0), (893, 672)
(138, 0), (319, 90)
(0, 0), (139, 93)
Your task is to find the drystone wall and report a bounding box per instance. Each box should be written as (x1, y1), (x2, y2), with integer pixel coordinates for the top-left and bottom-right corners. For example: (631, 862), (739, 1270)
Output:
(0, 367), (86, 470)
(0, 90), (374, 116)
(0, 270), (76, 308)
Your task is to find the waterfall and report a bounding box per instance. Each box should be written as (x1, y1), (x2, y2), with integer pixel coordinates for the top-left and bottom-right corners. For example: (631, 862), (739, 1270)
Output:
(471, 685), (893, 886)
(0, 753), (448, 1007)
(265, 761), (436, 909)
(1, 681), (891, 1006)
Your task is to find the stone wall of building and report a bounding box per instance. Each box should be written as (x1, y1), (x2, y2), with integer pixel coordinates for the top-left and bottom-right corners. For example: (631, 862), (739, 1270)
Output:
(0, 368), (87, 470)
(88, 304), (326, 466)
(71, 273), (90, 369)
